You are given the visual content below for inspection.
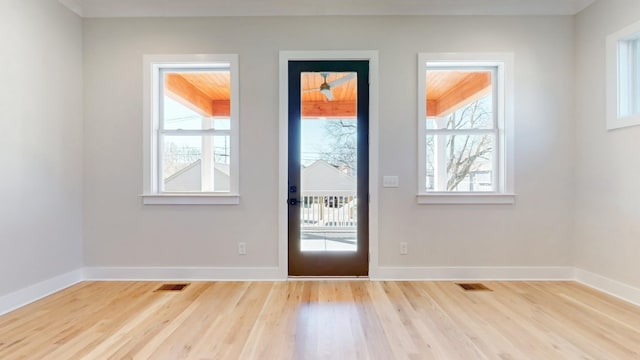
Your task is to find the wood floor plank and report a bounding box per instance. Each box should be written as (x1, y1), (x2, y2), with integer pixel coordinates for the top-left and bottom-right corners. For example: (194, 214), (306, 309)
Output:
(141, 282), (249, 359)
(400, 282), (486, 359)
(424, 282), (533, 359)
(0, 281), (638, 359)
(185, 282), (271, 359)
(239, 281), (302, 359)
(347, 281), (396, 360)
(511, 281), (626, 359)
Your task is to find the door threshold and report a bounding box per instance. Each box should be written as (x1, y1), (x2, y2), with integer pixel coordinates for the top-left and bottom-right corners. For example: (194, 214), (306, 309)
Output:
(288, 276), (369, 281)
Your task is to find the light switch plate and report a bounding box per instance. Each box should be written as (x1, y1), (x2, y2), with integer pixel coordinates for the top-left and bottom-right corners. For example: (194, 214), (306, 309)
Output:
(383, 176), (399, 188)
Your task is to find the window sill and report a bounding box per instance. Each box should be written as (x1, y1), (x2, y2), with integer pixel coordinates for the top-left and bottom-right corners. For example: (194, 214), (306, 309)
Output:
(417, 193), (516, 205)
(141, 193), (240, 205)
(606, 114), (640, 130)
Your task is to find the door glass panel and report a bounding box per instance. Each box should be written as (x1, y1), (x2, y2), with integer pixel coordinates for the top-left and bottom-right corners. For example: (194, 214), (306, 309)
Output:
(299, 72), (357, 252)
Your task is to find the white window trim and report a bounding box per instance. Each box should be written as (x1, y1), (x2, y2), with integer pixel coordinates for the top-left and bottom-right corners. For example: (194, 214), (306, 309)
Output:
(141, 54), (240, 205)
(607, 20), (640, 130)
(417, 52), (515, 205)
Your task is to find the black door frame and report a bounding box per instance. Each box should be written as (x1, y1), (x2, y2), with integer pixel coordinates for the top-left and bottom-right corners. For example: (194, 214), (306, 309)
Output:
(287, 60), (369, 276)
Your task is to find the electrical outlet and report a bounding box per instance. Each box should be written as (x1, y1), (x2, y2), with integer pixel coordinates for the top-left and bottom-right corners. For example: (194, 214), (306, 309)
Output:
(400, 242), (408, 255)
(238, 242), (247, 255)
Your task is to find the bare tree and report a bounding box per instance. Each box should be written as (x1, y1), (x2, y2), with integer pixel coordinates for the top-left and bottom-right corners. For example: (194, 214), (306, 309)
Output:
(428, 98), (494, 191)
(320, 119), (357, 175)
(446, 100), (493, 190)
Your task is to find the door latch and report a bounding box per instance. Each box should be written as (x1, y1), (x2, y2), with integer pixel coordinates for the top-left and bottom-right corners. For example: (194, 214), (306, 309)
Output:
(288, 198), (299, 206)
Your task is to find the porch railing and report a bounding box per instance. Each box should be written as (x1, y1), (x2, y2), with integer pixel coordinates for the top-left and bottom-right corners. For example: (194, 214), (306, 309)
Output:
(300, 191), (357, 230)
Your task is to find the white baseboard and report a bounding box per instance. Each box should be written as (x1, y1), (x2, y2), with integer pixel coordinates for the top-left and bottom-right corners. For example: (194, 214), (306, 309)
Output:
(372, 266), (575, 281)
(0, 269), (83, 316)
(2, 266), (638, 316)
(83, 266), (283, 281)
(574, 268), (640, 307)
(84, 266), (574, 282)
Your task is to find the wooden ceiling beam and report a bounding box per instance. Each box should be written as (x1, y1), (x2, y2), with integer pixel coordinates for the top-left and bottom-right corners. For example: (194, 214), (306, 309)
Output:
(302, 100), (357, 118)
(426, 100), (438, 117)
(427, 72), (491, 117)
(165, 74), (216, 117)
(211, 100), (230, 117)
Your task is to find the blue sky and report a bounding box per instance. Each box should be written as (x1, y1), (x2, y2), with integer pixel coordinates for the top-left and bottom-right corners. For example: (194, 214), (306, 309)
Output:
(301, 119), (332, 166)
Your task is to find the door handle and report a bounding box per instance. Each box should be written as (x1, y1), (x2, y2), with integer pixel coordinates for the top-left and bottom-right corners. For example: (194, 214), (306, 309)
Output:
(288, 198), (299, 206)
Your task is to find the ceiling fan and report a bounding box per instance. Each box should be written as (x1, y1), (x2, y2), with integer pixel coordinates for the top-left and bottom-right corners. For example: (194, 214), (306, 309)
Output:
(304, 72), (356, 101)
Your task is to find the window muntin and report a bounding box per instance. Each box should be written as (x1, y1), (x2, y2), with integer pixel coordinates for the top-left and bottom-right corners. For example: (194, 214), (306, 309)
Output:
(143, 54), (239, 204)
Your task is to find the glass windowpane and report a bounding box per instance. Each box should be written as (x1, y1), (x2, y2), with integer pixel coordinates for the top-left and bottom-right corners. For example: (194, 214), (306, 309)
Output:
(426, 69), (494, 130)
(162, 135), (231, 192)
(300, 71), (358, 252)
(162, 70), (230, 130)
(427, 133), (495, 192)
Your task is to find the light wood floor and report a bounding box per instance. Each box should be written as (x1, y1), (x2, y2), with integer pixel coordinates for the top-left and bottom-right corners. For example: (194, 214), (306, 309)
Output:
(0, 281), (639, 359)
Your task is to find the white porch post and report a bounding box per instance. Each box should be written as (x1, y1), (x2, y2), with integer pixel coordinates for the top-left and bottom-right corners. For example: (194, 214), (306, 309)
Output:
(201, 117), (214, 191)
(434, 117), (447, 191)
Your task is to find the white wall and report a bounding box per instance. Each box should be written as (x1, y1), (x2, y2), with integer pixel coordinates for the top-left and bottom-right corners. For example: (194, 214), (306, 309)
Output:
(574, 0), (640, 288)
(0, 0), (83, 296)
(83, 16), (575, 270)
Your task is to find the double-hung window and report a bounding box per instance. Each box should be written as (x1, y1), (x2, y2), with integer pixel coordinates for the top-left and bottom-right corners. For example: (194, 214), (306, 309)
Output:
(417, 53), (514, 204)
(142, 54), (239, 204)
(607, 20), (640, 130)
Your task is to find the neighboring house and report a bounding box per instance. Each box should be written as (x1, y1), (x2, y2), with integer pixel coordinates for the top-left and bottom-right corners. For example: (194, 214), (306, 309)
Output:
(164, 160), (230, 192)
(301, 159), (355, 193)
